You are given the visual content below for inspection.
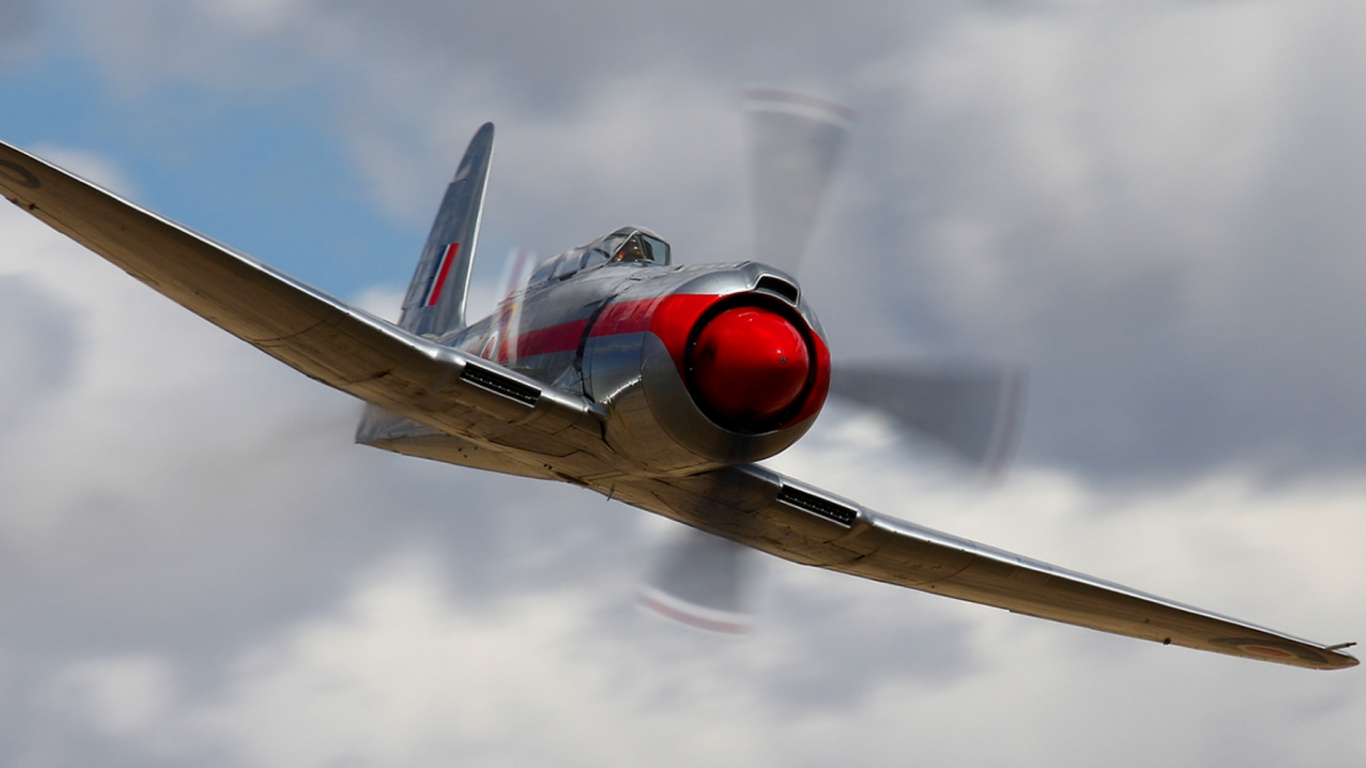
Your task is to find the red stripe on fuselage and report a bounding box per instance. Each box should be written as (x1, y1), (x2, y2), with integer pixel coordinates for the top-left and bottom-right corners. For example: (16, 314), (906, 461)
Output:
(500, 295), (716, 361)
(513, 318), (590, 359)
(425, 243), (460, 307)
(588, 297), (666, 337)
(493, 291), (830, 429)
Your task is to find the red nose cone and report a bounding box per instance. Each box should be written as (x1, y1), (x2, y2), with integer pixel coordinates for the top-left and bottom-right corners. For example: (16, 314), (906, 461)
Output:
(690, 306), (811, 425)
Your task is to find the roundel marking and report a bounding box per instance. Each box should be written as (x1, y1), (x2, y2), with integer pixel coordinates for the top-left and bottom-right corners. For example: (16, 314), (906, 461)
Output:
(0, 160), (40, 190)
(1239, 644), (1297, 659)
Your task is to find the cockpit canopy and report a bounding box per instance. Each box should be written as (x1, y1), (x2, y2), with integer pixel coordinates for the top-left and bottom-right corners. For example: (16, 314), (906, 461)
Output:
(529, 227), (670, 286)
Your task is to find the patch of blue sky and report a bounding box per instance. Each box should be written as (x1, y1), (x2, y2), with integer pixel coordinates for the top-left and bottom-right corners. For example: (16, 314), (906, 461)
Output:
(0, 50), (420, 301)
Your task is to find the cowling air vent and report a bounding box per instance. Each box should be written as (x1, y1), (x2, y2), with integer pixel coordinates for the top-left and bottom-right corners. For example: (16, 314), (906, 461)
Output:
(461, 363), (541, 407)
(777, 484), (858, 527)
(755, 275), (799, 304)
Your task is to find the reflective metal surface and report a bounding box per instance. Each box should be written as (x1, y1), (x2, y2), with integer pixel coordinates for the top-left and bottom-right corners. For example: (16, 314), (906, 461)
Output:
(2, 125), (1355, 671)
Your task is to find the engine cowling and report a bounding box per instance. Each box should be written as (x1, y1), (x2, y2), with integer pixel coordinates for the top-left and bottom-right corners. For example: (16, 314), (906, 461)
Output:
(583, 267), (830, 476)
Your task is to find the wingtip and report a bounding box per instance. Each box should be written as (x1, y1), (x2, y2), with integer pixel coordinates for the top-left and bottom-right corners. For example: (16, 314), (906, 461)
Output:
(1307, 641), (1357, 670)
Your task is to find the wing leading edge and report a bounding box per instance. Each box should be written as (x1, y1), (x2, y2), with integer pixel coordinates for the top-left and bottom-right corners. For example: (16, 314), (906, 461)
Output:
(0, 139), (605, 469)
(618, 467), (1358, 670)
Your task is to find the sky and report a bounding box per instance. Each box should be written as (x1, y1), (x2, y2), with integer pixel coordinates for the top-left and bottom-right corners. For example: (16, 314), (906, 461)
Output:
(1, 0), (1365, 765)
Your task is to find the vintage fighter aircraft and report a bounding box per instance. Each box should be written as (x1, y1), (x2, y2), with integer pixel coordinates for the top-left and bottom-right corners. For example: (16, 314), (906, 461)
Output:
(0, 98), (1356, 670)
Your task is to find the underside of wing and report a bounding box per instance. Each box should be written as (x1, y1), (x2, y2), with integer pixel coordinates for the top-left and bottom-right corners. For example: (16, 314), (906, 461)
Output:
(0, 139), (605, 464)
(617, 466), (1358, 670)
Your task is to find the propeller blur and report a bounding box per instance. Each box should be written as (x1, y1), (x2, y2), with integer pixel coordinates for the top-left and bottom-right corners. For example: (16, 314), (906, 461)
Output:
(642, 91), (1025, 633)
(0, 110), (1355, 670)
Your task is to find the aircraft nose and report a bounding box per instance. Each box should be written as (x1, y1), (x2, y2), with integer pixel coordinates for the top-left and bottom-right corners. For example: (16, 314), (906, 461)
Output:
(689, 306), (811, 425)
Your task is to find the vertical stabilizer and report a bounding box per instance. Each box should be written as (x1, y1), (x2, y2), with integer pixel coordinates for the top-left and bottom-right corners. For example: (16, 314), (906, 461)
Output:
(399, 122), (495, 337)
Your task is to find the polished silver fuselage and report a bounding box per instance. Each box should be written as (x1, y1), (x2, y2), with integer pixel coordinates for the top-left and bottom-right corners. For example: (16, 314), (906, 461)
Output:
(363, 258), (829, 478)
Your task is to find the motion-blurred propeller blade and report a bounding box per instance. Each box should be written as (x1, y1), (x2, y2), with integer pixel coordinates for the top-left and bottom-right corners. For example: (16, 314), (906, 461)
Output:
(497, 247), (536, 300)
(639, 527), (758, 634)
(830, 364), (1027, 475)
(745, 89), (853, 273)
(649, 93), (1022, 633)
(491, 248), (534, 362)
(642, 90), (852, 633)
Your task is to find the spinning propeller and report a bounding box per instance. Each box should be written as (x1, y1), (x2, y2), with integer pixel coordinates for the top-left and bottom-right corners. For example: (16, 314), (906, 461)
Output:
(640, 90), (1026, 632)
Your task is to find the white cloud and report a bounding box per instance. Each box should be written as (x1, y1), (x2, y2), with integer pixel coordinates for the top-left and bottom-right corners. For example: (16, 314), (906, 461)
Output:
(8, 6), (1366, 765)
(50, 655), (178, 739)
(28, 144), (139, 197)
(179, 555), (771, 768)
(207, 0), (302, 34)
(43, 474), (1366, 767)
(0, 275), (77, 432)
(895, 0), (1299, 322)
(814, 0), (1366, 476)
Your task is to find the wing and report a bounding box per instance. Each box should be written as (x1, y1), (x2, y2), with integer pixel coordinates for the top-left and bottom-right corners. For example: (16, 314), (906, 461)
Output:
(0, 140), (605, 470)
(616, 466), (1358, 670)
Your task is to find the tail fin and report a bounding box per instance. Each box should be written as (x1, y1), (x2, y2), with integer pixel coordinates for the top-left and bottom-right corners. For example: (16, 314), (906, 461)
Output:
(398, 122), (495, 337)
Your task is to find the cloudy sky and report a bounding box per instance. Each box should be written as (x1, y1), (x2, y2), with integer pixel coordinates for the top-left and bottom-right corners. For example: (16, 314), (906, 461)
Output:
(2, 0), (1365, 765)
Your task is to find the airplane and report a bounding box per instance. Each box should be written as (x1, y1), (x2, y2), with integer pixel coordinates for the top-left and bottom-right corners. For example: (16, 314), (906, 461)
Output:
(0, 94), (1356, 671)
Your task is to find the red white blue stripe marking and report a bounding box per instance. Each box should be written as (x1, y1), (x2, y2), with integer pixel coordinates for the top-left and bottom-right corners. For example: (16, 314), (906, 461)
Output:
(424, 243), (461, 307)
